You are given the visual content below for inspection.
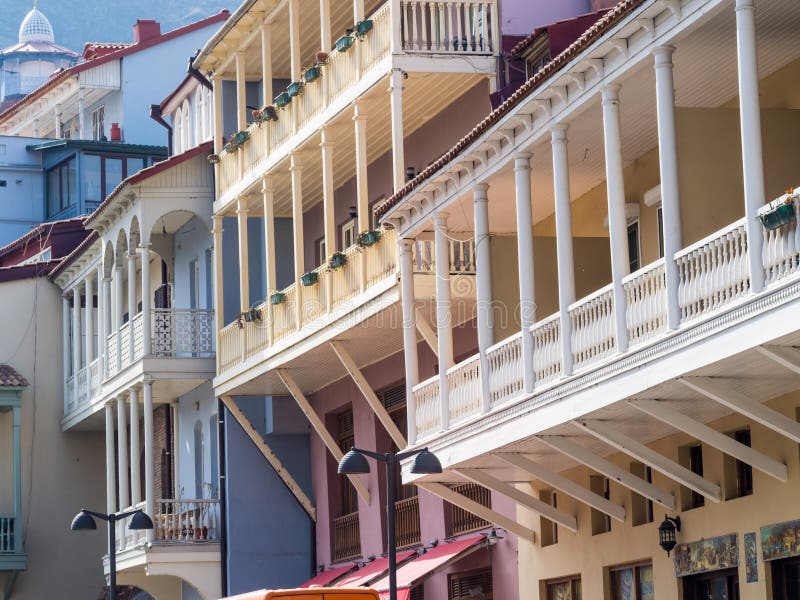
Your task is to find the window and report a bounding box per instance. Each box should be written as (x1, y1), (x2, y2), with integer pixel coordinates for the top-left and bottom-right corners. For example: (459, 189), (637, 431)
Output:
(209, 414), (218, 498)
(449, 568), (492, 600)
(590, 475), (611, 535)
(338, 409), (358, 516)
(609, 563), (654, 600)
(724, 428), (753, 500)
(448, 483), (491, 535)
(680, 444), (705, 510)
(682, 568), (739, 600)
(205, 248), (213, 309)
(193, 420), (204, 499)
(46, 157), (77, 216)
(174, 110), (183, 154)
(182, 100), (192, 151)
(341, 219), (356, 250)
(316, 237), (326, 265)
(657, 206), (665, 259)
(545, 575), (581, 600)
(539, 490), (558, 546)
(630, 462), (654, 526)
(627, 219), (641, 272)
(105, 157), (123, 196)
(189, 258), (200, 310)
(771, 555), (800, 598)
(84, 154), (149, 205)
(92, 106), (105, 140)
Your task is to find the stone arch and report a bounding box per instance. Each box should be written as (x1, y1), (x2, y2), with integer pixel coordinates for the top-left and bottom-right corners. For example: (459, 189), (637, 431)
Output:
(129, 215), (142, 253)
(115, 228), (129, 268)
(103, 240), (115, 278)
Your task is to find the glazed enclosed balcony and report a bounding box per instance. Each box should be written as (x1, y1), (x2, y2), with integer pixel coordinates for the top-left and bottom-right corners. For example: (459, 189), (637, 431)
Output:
(0, 370), (27, 573)
(194, 0), (500, 212)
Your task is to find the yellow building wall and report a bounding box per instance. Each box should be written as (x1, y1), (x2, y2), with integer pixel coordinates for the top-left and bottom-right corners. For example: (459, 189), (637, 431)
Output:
(516, 390), (800, 600)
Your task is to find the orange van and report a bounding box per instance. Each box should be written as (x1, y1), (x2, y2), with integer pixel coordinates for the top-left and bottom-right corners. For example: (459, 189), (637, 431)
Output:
(223, 588), (380, 600)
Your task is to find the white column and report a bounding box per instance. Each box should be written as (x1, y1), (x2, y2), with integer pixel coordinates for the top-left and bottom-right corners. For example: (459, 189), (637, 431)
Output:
(72, 287), (82, 375)
(62, 295), (71, 378)
(114, 266), (123, 370)
(353, 103), (370, 233)
(601, 84), (630, 354)
(390, 0), (402, 53)
(291, 154), (305, 281)
(237, 198), (250, 313)
(143, 380), (154, 543)
(235, 51), (247, 133)
(735, 0), (766, 294)
(105, 402), (117, 514)
(320, 129), (336, 259)
(129, 388), (140, 505)
(320, 0), (332, 51)
(434, 213), (453, 430)
(389, 69), (405, 192)
(140, 244), (151, 356)
(212, 216), (225, 337)
(514, 153), (536, 393)
(85, 276), (94, 363)
(127, 252), (137, 360)
(399, 239), (419, 444)
(54, 104), (62, 139)
(289, 0), (301, 81)
(473, 184), (493, 411)
(78, 89), (86, 139)
(263, 178), (277, 293)
(117, 397), (130, 509)
(96, 266), (105, 370)
(551, 127), (576, 377)
(653, 47), (683, 330)
(261, 23), (273, 106)
(212, 76), (224, 155)
(102, 276), (112, 376)
(354, 0), (365, 21)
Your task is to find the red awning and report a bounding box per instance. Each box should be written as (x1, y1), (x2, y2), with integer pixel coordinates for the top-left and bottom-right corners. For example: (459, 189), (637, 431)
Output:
(371, 536), (485, 592)
(298, 563), (358, 588)
(379, 589), (411, 600)
(335, 551), (417, 588)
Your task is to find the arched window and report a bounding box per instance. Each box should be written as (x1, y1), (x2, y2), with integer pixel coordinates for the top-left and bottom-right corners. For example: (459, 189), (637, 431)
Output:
(195, 86), (205, 142)
(193, 420), (204, 499)
(182, 100), (192, 151)
(174, 110), (182, 154)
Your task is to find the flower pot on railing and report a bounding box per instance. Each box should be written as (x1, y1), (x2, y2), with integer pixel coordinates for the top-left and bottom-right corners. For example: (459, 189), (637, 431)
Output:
(287, 81), (304, 97)
(315, 51), (328, 65)
(329, 252), (348, 270)
(336, 33), (355, 53)
(304, 66), (322, 83)
(301, 271), (319, 286)
(242, 307), (262, 323)
(233, 130), (250, 145)
(270, 291), (286, 305)
(207, 154), (220, 164)
(355, 19), (373, 38)
(759, 192), (797, 230)
(274, 91), (291, 108)
(260, 105), (278, 122)
(357, 229), (381, 247)
(224, 141), (238, 154)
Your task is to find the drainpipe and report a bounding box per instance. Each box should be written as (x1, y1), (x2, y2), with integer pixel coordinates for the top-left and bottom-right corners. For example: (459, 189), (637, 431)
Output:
(188, 54), (213, 90)
(149, 104), (173, 156)
(217, 397), (228, 596)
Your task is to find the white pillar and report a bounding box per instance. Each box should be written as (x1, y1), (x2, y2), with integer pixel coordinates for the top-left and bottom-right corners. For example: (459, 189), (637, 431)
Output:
(140, 244), (151, 356)
(114, 266), (123, 370)
(143, 380), (154, 543)
(261, 23), (273, 106)
(320, 129), (336, 259)
(129, 388), (140, 505)
(78, 89), (86, 139)
(96, 266), (105, 370)
(320, 0), (332, 51)
(212, 216), (225, 337)
(54, 104), (62, 139)
(105, 402), (117, 514)
(514, 154), (536, 393)
(389, 69), (405, 192)
(735, 0), (766, 294)
(601, 84), (630, 354)
(653, 47), (683, 330)
(212, 76), (224, 155)
(72, 287), (82, 375)
(262, 178), (277, 293)
(85, 276), (94, 363)
(237, 198), (250, 313)
(353, 103), (370, 233)
(102, 276), (112, 376)
(434, 213), (453, 430)
(235, 51), (247, 133)
(117, 397), (130, 509)
(473, 184), (493, 411)
(127, 252), (137, 360)
(291, 154), (305, 280)
(62, 295), (71, 378)
(399, 239), (419, 444)
(551, 127), (577, 378)
(353, 0), (365, 21)
(289, 0), (301, 82)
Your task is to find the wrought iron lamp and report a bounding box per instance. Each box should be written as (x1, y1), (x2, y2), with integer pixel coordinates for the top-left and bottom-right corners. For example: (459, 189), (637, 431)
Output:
(658, 515), (681, 557)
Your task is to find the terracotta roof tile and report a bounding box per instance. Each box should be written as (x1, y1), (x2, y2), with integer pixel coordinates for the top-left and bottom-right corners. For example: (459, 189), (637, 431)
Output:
(0, 365), (29, 388)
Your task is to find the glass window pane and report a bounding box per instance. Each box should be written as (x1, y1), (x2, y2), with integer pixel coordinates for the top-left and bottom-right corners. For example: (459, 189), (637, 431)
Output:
(67, 158), (77, 208)
(83, 155), (102, 204)
(60, 164), (69, 209)
(105, 157), (123, 196)
(126, 157), (145, 177)
(611, 568), (635, 600)
(638, 565), (654, 600)
(47, 168), (60, 216)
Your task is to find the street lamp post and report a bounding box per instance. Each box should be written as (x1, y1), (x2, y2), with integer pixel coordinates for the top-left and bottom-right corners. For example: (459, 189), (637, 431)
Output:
(70, 508), (154, 599)
(338, 447), (442, 600)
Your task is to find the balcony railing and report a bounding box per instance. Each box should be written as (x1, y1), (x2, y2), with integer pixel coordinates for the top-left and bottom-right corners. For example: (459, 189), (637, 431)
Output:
(412, 237), (476, 274)
(218, 229), (397, 374)
(411, 206), (800, 442)
(154, 499), (220, 544)
(399, 1), (498, 55)
(0, 516), (19, 553)
(332, 511), (361, 563)
(64, 357), (102, 414)
(395, 496), (421, 549)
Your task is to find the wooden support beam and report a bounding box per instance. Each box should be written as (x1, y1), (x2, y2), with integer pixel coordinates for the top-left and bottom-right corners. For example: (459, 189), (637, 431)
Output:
(537, 435), (675, 510)
(330, 340), (407, 449)
(277, 368), (371, 504)
(415, 306), (438, 356)
(453, 468), (578, 533)
(419, 482), (536, 541)
(629, 399), (788, 482)
(495, 453), (626, 523)
(574, 419), (721, 502)
(754, 345), (800, 376)
(679, 377), (800, 444)
(220, 395), (316, 520)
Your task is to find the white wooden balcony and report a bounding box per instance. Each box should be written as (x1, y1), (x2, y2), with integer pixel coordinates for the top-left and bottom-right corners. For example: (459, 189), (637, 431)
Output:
(411, 205), (800, 442)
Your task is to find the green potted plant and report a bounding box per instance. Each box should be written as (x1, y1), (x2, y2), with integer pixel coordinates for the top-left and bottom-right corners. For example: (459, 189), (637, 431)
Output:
(270, 291), (287, 305)
(301, 271), (319, 286)
(260, 105), (278, 122)
(274, 91), (291, 108)
(355, 19), (373, 38)
(233, 130), (250, 145)
(224, 141), (238, 154)
(357, 229), (381, 247)
(304, 65), (322, 83)
(242, 307), (262, 322)
(336, 29), (355, 53)
(329, 251), (348, 270)
(287, 81), (304, 97)
(759, 190), (798, 230)
(207, 154), (221, 164)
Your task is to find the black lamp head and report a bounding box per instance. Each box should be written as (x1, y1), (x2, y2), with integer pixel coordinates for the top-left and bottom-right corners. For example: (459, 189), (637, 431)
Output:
(129, 510), (154, 531)
(484, 528), (504, 545)
(338, 449), (371, 474)
(348, 206), (358, 219)
(410, 448), (442, 474)
(658, 515), (681, 557)
(70, 510), (97, 531)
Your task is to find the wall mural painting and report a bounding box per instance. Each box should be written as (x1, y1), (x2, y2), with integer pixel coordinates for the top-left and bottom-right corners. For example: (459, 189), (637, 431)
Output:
(744, 532), (758, 583)
(761, 519), (800, 562)
(673, 533), (739, 577)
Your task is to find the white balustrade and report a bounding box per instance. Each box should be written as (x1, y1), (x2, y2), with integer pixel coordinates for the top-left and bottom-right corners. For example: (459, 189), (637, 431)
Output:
(217, 150), (238, 196)
(532, 314), (561, 384)
(106, 331), (118, 377)
(89, 357), (101, 397)
(413, 374), (441, 440)
(330, 246), (362, 308)
(412, 236), (476, 274)
(218, 321), (242, 372)
(763, 195), (800, 286)
(487, 332), (523, 408)
(623, 259), (667, 347)
(154, 499), (219, 543)
(297, 78), (325, 124)
(116, 502), (146, 552)
(676, 218), (750, 321)
(132, 312), (145, 360)
(400, 0), (497, 54)
(242, 122), (268, 177)
(76, 367), (90, 405)
(119, 322), (132, 368)
(268, 106), (292, 150)
(244, 307), (270, 357)
(327, 39), (359, 104)
(64, 376), (76, 413)
(569, 284), (616, 370)
(447, 354), (482, 424)
(363, 3), (392, 70)
(299, 266), (328, 324)
(273, 284), (298, 342)
(365, 228), (398, 284)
